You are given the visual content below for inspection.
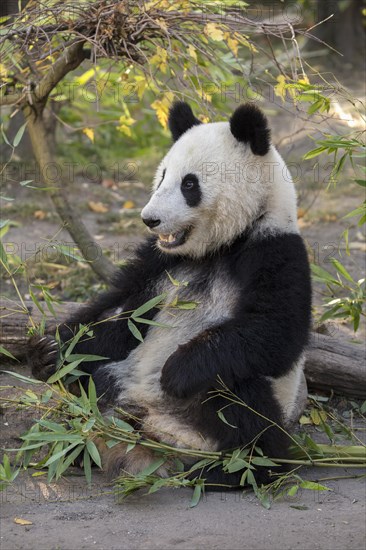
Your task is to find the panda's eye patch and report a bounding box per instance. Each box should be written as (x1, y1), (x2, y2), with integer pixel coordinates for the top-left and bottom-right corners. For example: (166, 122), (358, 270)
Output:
(181, 174), (201, 207)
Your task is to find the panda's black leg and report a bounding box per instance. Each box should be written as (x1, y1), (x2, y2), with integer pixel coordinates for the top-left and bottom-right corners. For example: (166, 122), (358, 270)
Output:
(27, 334), (60, 382)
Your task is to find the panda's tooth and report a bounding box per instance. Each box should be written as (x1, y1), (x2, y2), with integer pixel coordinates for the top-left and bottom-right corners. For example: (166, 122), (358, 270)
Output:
(168, 234), (175, 243)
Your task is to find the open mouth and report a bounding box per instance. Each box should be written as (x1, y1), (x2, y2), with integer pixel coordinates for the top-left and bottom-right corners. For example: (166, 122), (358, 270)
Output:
(157, 227), (192, 249)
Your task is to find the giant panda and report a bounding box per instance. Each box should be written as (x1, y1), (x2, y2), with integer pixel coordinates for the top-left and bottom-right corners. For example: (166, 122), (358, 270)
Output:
(28, 102), (312, 488)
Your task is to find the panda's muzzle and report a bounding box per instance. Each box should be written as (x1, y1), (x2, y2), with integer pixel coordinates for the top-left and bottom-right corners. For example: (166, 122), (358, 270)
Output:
(157, 227), (192, 249)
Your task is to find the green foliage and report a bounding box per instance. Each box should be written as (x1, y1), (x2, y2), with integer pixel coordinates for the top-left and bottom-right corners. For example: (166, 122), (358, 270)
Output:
(311, 261), (365, 331)
(2, 368), (365, 506)
(304, 130), (365, 331)
(0, 454), (20, 491)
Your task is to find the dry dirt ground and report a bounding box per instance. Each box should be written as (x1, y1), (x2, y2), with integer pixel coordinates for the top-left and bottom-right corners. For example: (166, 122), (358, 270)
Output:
(1, 84), (366, 550)
(1, 468), (365, 550)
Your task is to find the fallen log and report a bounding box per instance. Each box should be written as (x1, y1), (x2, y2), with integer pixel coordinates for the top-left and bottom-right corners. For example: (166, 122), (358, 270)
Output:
(0, 300), (365, 398)
(305, 333), (365, 399)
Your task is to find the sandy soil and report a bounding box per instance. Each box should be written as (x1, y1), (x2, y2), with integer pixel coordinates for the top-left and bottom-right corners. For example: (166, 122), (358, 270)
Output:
(1, 466), (365, 550)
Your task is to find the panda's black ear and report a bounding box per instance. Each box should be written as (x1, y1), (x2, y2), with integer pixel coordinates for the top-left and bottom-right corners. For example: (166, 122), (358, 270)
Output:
(229, 104), (271, 156)
(168, 101), (201, 142)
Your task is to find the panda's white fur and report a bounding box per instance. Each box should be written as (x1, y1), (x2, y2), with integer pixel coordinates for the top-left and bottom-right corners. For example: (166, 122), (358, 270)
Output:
(29, 102), (311, 487)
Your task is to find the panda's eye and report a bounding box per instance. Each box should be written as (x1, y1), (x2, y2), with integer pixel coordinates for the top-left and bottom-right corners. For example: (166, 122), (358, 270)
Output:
(181, 174), (201, 207)
(181, 174), (198, 191)
(182, 180), (195, 190)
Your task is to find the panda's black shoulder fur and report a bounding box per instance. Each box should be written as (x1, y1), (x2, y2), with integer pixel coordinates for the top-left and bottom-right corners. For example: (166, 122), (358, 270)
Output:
(160, 230), (312, 400)
(230, 103), (271, 156)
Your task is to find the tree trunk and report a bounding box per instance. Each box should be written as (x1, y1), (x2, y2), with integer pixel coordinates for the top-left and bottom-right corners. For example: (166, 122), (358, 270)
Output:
(1, 300), (365, 399)
(11, 40), (117, 283)
(23, 104), (116, 283)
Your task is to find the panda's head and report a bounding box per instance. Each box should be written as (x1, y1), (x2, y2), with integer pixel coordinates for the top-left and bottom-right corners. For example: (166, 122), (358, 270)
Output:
(141, 102), (298, 257)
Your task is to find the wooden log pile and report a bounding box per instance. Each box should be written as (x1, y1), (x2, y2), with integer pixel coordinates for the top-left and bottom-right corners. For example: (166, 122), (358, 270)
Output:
(0, 300), (365, 398)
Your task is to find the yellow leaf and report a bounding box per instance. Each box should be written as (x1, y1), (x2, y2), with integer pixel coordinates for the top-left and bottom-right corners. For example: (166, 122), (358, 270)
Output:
(237, 35), (258, 53)
(274, 75), (288, 102)
(136, 79), (146, 100)
(119, 115), (135, 125)
(227, 37), (239, 57)
(205, 23), (224, 41)
(310, 409), (327, 426)
(118, 125), (132, 137)
(88, 201), (109, 213)
(14, 518), (33, 525)
(75, 68), (96, 86)
(123, 200), (135, 209)
(83, 128), (94, 142)
(34, 210), (46, 220)
(187, 44), (197, 61)
(150, 46), (168, 68)
(151, 92), (174, 128)
(0, 63), (8, 78)
(298, 76), (310, 85)
(196, 88), (212, 103)
(117, 115), (135, 136)
(299, 415), (312, 425)
(156, 18), (168, 31)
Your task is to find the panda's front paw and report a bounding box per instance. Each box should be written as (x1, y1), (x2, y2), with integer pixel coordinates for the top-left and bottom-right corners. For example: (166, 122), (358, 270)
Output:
(27, 334), (59, 382)
(161, 347), (202, 399)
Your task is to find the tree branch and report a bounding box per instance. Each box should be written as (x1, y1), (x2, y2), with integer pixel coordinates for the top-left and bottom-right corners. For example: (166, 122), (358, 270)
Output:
(0, 92), (24, 106)
(34, 40), (89, 105)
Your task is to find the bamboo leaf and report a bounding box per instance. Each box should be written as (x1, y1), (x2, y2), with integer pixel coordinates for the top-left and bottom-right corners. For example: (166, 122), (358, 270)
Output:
(132, 317), (171, 328)
(311, 264), (339, 285)
(217, 410), (237, 428)
(1, 370), (42, 383)
(251, 457), (277, 467)
(137, 457), (166, 477)
(330, 259), (354, 283)
(0, 347), (19, 362)
(131, 293), (167, 319)
(299, 481), (331, 491)
(83, 447), (92, 486)
(47, 358), (85, 383)
(13, 123), (27, 147)
(190, 483), (202, 508)
(226, 458), (250, 473)
(86, 440), (102, 468)
(127, 319), (144, 342)
(44, 441), (82, 466)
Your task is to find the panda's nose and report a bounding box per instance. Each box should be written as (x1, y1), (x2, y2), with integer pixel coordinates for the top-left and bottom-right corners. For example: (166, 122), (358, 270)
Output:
(142, 217), (161, 229)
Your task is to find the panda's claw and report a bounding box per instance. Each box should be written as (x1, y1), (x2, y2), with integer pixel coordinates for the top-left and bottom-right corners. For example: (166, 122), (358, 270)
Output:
(48, 340), (59, 348)
(27, 334), (60, 382)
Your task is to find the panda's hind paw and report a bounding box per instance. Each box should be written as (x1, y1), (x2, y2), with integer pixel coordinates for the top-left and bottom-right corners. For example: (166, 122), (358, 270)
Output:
(27, 334), (59, 382)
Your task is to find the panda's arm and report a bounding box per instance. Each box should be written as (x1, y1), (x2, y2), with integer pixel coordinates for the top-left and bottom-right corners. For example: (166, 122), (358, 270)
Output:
(160, 233), (312, 399)
(29, 238), (176, 377)
(56, 238), (167, 357)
